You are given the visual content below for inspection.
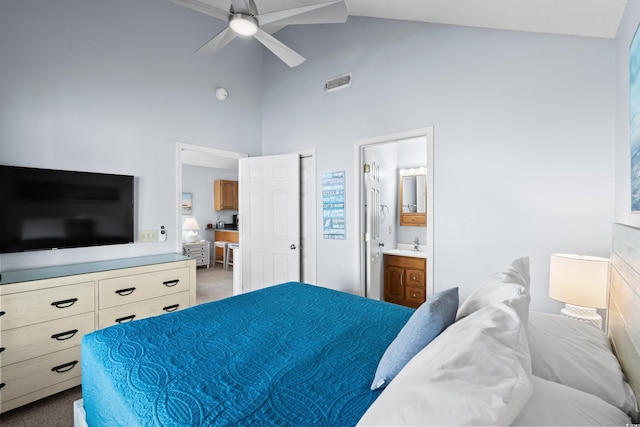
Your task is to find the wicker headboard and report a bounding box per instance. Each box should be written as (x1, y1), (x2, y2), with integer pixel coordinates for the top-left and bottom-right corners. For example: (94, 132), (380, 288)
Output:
(609, 223), (640, 408)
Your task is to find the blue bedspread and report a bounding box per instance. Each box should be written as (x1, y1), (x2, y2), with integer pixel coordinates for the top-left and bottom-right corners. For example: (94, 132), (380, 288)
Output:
(82, 282), (413, 426)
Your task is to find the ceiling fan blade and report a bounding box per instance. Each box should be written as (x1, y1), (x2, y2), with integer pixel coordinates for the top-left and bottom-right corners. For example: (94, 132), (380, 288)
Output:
(256, 0), (347, 27)
(230, 0), (250, 14)
(253, 28), (305, 67)
(167, 0), (230, 21)
(196, 27), (238, 54)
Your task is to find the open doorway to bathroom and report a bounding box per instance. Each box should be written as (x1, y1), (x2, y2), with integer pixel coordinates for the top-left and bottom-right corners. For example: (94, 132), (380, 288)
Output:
(356, 127), (434, 301)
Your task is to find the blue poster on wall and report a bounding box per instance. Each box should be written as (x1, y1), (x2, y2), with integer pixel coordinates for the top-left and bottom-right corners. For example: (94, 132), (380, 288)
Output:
(322, 171), (346, 239)
(630, 25), (640, 211)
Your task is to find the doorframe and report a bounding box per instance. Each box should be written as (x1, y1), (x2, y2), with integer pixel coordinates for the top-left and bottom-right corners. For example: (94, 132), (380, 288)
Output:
(353, 127), (434, 298)
(175, 143), (248, 254)
(298, 149), (317, 285)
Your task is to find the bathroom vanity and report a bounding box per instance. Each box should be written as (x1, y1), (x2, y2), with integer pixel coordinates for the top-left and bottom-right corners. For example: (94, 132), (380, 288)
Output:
(383, 251), (427, 308)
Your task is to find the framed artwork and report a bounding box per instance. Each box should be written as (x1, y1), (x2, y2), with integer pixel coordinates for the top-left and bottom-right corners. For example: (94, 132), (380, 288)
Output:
(182, 193), (192, 215)
(630, 24), (640, 211)
(322, 171), (346, 240)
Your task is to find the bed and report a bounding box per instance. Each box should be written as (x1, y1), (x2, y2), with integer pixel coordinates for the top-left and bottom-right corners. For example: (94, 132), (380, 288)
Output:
(78, 223), (640, 426)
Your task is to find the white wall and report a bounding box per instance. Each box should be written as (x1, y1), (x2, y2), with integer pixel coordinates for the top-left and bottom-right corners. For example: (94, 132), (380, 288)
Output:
(0, 0), (263, 270)
(0, 1), (619, 314)
(616, 0), (640, 227)
(261, 17), (616, 312)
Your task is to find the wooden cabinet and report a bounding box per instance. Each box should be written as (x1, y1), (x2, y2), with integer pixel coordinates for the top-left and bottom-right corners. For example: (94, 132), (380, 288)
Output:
(213, 230), (238, 265)
(384, 255), (426, 309)
(0, 254), (195, 413)
(214, 180), (238, 210)
(183, 241), (210, 268)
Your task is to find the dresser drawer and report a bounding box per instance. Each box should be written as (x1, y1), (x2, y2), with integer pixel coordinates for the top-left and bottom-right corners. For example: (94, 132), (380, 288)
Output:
(184, 246), (204, 255)
(98, 291), (190, 329)
(0, 346), (81, 404)
(0, 312), (94, 367)
(0, 282), (94, 331)
(99, 268), (190, 309)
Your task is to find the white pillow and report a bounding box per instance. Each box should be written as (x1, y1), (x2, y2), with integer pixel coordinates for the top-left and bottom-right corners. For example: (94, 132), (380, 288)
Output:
(527, 311), (638, 418)
(456, 257), (530, 324)
(358, 294), (532, 426)
(512, 376), (631, 426)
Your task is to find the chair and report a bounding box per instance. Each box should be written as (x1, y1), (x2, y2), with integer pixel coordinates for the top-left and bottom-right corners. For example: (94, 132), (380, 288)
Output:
(225, 243), (239, 271)
(213, 241), (229, 268)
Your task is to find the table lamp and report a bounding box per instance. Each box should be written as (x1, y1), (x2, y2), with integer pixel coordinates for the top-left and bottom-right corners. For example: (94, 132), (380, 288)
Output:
(548, 253), (609, 328)
(182, 218), (200, 243)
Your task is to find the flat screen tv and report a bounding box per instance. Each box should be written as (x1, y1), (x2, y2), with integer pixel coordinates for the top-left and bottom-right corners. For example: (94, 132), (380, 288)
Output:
(0, 165), (134, 254)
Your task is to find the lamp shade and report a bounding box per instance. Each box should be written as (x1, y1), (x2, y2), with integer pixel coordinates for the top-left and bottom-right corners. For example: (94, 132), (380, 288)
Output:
(549, 254), (609, 309)
(182, 218), (200, 231)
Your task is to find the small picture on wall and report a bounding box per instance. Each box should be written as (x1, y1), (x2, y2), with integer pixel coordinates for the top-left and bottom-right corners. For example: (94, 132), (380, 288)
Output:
(630, 24), (640, 211)
(182, 193), (192, 215)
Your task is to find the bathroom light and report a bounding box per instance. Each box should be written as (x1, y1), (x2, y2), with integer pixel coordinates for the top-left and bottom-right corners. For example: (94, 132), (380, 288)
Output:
(229, 14), (258, 36)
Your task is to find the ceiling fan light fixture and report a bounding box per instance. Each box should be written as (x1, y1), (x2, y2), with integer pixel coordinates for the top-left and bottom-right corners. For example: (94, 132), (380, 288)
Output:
(229, 14), (258, 36)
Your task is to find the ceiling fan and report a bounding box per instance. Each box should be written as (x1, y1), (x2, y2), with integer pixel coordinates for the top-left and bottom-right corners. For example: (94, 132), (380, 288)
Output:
(167, 0), (348, 67)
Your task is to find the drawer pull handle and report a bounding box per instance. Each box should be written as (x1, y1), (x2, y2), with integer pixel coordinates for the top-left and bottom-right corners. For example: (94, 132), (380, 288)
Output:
(51, 329), (79, 341)
(115, 287), (136, 296)
(0, 311), (5, 317)
(163, 304), (179, 312)
(0, 383), (5, 389)
(0, 347), (5, 353)
(116, 315), (136, 323)
(51, 298), (78, 309)
(163, 279), (179, 287)
(51, 360), (78, 373)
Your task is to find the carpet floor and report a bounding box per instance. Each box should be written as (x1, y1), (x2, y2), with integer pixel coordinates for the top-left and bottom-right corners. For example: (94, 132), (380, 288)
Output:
(0, 265), (233, 426)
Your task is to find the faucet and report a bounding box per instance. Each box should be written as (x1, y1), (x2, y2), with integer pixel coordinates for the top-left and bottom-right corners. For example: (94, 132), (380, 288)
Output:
(413, 237), (419, 251)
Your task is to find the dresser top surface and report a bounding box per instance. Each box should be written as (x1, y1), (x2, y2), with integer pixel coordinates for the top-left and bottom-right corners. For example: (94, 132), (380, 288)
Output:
(0, 253), (191, 285)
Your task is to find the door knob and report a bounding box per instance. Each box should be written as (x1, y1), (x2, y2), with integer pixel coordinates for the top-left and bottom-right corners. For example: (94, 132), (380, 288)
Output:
(290, 244), (297, 250)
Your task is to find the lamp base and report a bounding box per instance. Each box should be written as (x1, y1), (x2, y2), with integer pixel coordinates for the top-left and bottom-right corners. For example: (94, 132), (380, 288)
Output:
(560, 304), (602, 329)
(185, 231), (198, 243)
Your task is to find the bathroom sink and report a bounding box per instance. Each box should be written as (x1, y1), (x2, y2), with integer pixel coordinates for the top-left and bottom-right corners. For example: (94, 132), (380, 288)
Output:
(383, 248), (427, 259)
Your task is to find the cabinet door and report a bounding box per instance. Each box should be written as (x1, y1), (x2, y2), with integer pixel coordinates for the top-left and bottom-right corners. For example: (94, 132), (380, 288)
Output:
(214, 180), (238, 210)
(384, 266), (405, 305)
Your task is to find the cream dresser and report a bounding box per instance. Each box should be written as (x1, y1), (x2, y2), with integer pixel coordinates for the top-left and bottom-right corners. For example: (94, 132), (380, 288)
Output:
(0, 254), (196, 413)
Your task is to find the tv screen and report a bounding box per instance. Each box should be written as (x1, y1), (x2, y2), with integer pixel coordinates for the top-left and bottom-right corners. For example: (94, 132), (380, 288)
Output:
(0, 165), (134, 254)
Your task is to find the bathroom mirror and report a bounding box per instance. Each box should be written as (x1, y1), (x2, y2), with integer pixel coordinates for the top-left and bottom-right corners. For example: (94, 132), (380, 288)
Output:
(399, 168), (427, 227)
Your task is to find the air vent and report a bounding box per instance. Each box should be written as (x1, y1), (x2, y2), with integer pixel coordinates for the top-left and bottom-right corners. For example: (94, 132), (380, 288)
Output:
(325, 72), (352, 93)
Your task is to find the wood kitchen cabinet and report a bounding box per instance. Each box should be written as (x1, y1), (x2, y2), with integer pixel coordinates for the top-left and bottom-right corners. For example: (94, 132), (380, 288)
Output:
(384, 254), (426, 308)
(214, 180), (238, 210)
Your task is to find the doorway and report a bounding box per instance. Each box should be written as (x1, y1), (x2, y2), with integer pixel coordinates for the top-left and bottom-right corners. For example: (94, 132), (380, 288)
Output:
(354, 127), (434, 300)
(176, 143), (317, 298)
(176, 144), (248, 302)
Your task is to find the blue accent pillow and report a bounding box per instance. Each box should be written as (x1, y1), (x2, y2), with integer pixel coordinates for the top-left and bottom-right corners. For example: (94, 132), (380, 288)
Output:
(371, 287), (459, 390)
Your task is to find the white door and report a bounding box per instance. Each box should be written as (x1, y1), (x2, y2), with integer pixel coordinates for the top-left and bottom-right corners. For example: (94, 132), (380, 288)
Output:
(365, 162), (382, 299)
(239, 153), (300, 292)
